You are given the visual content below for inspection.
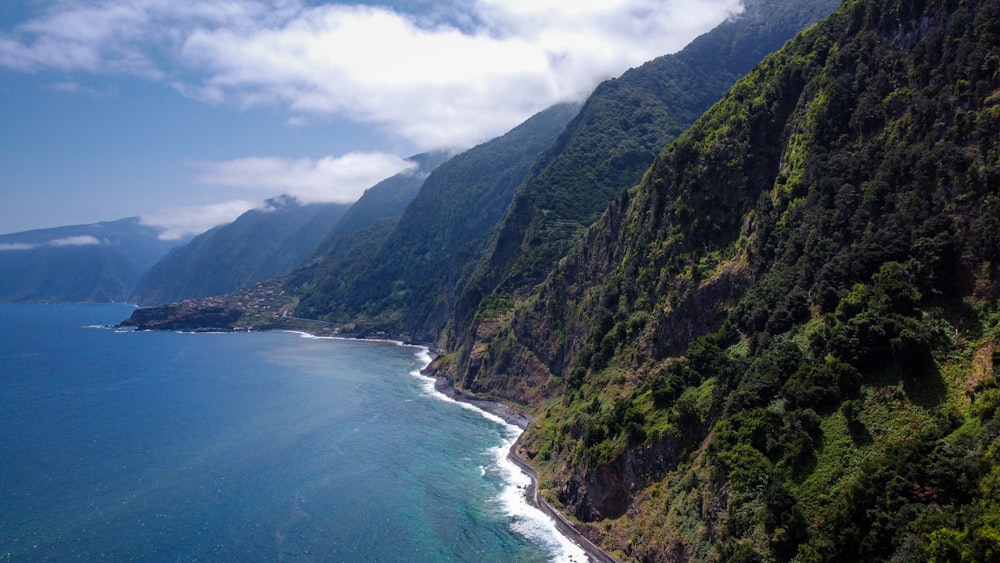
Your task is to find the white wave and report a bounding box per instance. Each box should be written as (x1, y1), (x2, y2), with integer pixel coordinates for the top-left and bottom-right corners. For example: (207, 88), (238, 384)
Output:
(282, 330), (431, 352)
(406, 354), (510, 427)
(413, 346), (433, 365)
(406, 345), (590, 562)
(283, 330), (321, 339)
(491, 436), (591, 563)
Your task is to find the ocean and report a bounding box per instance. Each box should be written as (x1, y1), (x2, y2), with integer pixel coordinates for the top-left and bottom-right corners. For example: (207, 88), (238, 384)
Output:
(0, 304), (587, 562)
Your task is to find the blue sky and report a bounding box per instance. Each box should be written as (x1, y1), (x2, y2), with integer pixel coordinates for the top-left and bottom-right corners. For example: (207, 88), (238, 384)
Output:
(0, 0), (743, 238)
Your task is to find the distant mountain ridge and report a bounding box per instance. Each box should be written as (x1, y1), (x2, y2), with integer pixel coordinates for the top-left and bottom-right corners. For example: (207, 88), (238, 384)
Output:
(120, 105), (581, 333)
(0, 217), (182, 303)
(132, 196), (352, 306)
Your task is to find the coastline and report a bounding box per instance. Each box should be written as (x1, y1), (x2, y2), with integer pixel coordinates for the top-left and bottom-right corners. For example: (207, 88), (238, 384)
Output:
(432, 375), (533, 430)
(126, 321), (618, 563)
(289, 332), (618, 562)
(431, 374), (618, 563)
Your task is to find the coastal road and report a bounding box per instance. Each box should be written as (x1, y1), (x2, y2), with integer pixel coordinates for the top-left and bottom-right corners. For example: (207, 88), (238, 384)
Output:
(507, 439), (618, 563)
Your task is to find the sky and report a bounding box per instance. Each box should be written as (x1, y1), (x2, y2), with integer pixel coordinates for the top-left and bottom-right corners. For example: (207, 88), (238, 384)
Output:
(0, 0), (745, 238)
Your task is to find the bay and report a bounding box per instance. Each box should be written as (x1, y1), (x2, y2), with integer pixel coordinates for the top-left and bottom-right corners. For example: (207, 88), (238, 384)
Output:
(0, 304), (584, 562)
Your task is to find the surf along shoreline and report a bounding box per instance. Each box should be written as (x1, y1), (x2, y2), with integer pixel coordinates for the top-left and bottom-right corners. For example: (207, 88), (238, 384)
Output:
(123, 314), (616, 563)
(295, 332), (617, 563)
(430, 373), (617, 563)
(289, 332), (617, 563)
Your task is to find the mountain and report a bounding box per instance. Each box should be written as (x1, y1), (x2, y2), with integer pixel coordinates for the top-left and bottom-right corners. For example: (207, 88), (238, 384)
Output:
(292, 0), (837, 348)
(448, 0), (841, 349)
(286, 151), (449, 306)
(431, 0), (1000, 559)
(314, 152), (450, 242)
(113, 0), (1000, 557)
(0, 218), (181, 303)
(291, 103), (581, 339)
(478, 0), (842, 285)
(132, 196), (351, 305)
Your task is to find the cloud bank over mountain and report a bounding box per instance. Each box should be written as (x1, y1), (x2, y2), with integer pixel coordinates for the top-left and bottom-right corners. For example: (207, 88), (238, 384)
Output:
(1, 0), (744, 150)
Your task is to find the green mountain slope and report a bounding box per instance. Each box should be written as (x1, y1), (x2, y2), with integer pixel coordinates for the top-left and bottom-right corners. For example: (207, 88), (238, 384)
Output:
(289, 151), (448, 313)
(447, 0), (840, 388)
(313, 152), (449, 242)
(440, 0), (1000, 559)
(292, 104), (580, 340)
(133, 196), (350, 305)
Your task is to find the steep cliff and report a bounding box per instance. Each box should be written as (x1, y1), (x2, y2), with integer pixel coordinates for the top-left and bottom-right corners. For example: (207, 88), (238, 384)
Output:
(450, 0), (1000, 559)
(440, 0), (840, 394)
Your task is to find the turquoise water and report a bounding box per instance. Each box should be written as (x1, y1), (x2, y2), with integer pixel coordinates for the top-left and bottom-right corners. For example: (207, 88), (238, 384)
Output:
(0, 304), (584, 562)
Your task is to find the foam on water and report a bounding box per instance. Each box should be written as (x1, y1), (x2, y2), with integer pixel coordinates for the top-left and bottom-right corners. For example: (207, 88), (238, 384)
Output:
(4, 306), (570, 562)
(282, 331), (581, 561)
(492, 441), (591, 563)
(408, 346), (591, 563)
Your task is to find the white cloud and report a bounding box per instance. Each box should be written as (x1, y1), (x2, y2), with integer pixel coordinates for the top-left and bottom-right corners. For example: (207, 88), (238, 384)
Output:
(140, 199), (256, 240)
(0, 235), (103, 250)
(192, 151), (417, 204)
(0, 0), (745, 149)
(46, 80), (108, 96)
(0, 242), (36, 251)
(0, 0), (291, 76)
(48, 235), (102, 247)
(137, 151), (413, 240)
(48, 80), (81, 92)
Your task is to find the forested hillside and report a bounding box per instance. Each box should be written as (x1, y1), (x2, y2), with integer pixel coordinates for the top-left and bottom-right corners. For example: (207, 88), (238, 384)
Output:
(236, 0), (835, 348)
(287, 151), (447, 308)
(446, 0), (1000, 559)
(292, 104), (580, 339)
(444, 0), (839, 380)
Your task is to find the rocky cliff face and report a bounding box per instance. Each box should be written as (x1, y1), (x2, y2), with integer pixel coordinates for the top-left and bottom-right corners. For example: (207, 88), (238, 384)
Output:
(441, 0), (1000, 559)
(441, 0), (839, 407)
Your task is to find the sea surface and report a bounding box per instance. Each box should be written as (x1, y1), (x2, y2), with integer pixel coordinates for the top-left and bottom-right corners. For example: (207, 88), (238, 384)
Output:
(0, 304), (587, 562)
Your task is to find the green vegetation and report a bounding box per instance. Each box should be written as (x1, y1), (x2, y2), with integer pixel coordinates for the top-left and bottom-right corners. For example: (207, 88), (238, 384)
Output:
(449, 0), (839, 411)
(290, 152), (447, 319)
(480, 0), (840, 291)
(122, 0), (1000, 558)
(486, 0), (1000, 559)
(292, 104), (580, 341)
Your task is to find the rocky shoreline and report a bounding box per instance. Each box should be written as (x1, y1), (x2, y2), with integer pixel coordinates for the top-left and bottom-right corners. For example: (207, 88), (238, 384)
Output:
(431, 375), (533, 430)
(431, 375), (617, 563)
